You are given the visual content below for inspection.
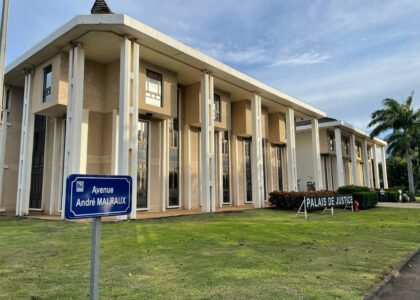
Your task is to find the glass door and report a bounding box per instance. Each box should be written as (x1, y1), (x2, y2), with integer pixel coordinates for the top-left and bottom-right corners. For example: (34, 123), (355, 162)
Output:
(29, 115), (46, 210)
(137, 120), (149, 209)
(244, 140), (252, 203)
(168, 118), (180, 207)
(222, 131), (230, 204)
(276, 146), (284, 192)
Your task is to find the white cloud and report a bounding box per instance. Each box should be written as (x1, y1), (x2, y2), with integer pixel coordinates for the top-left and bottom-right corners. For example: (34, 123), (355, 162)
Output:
(270, 52), (331, 66)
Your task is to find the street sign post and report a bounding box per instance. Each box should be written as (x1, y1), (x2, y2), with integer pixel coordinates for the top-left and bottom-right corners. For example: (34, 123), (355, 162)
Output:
(65, 174), (132, 300)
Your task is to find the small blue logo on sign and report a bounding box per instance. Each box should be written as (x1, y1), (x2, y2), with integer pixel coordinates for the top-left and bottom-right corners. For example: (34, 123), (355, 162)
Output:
(65, 174), (132, 220)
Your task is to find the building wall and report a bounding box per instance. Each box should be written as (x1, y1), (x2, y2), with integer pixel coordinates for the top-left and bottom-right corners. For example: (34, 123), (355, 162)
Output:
(296, 131), (315, 191)
(1, 87), (24, 212)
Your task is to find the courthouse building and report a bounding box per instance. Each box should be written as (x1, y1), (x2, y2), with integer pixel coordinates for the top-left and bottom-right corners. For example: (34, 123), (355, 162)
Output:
(0, 1), (387, 219)
(296, 118), (388, 192)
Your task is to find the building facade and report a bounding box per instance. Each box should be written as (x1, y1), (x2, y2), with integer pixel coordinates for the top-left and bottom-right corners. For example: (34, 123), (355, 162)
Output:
(296, 118), (388, 191)
(0, 13), (332, 218)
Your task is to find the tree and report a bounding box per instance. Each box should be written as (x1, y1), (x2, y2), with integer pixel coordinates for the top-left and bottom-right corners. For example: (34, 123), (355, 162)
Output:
(368, 93), (420, 201)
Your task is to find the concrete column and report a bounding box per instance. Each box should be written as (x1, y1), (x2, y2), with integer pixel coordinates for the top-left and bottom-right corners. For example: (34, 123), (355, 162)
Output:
(161, 120), (168, 212)
(381, 146), (388, 189)
(0, 86), (8, 209)
(118, 38), (131, 176)
(334, 127), (345, 188)
(200, 72), (216, 212)
(286, 108), (297, 191)
(61, 45), (86, 219)
(373, 144), (380, 189)
(251, 94), (264, 208)
(362, 140), (371, 188)
(129, 41), (139, 219)
(16, 72), (35, 216)
(311, 119), (323, 190)
(183, 125), (192, 210)
(350, 134), (358, 185)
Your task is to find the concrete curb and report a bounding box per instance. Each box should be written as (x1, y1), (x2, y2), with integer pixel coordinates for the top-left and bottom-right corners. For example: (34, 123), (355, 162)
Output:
(364, 247), (420, 299)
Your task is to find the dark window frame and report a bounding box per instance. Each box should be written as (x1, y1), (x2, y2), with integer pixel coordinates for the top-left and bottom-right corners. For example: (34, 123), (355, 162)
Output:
(42, 65), (52, 103)
(214, 93), (221, 122)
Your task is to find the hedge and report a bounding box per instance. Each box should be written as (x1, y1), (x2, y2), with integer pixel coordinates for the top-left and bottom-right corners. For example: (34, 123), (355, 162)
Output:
(377, 190), (400, 202)
(353, 192), (378, 209)
(269, 191), (337, 210)
(337, 185), (378, 209)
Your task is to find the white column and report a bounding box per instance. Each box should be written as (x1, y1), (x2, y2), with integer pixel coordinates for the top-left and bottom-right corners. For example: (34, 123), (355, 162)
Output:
(61, 45), (86, 219)
(381, 146), (388, 189)
(161, 120), (168, 212)
(311, 119), (323, 190)
(350, 134), (358, 185)
(200, 72), (216, 212)
(183, 125), (192, 210)
(217, 131), (224, 207)
(334, 127), (345, 188)
(362, 140), (371, 188)
(118, 38), (131, 176)
(373, 144), (380, 189)
(0, 86), (8, 209)
(251, 94), (264, 208)
(16, 72), (35, 216)
(286, 108), (297, 191)
(129, 42), (139, 219)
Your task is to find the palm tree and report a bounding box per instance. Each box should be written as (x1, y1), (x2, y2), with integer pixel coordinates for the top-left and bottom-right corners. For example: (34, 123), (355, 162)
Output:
(368, 93), (420, 201)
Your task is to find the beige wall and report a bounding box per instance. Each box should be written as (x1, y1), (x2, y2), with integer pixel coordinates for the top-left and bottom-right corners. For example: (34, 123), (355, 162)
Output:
(183, 83), (231, 131)
(231, 101), (252, 137)
(2, 87), (24, 212)
(268, 113), (287, 145)
(139, 60), (177, 119)
(31, 53), (68, 116)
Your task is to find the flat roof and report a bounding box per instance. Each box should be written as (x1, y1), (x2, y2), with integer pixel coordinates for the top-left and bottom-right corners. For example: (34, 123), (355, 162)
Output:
(296, 119), (387, 146)
(5, 14), (326, 119)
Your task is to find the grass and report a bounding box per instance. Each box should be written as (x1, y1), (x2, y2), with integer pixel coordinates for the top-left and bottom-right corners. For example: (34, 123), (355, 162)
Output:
(1, 208), (420, 299)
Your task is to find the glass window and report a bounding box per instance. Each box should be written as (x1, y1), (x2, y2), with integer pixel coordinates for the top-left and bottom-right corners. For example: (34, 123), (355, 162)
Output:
(214, 94), (221, 122)
(43, 65), (52, 102)
(5, 88), (10, 110)
(244, 140), (252, 203)
(276, 146), (284, 192)
(168, 118), (180, 207)
(222, 131), (230, 204)
(137, 121), (149, 209)
(344, 139), (350, 155)
(328, 133), (335, 151)
(357, 144), (362, 158)
(145, 70), (163, 107)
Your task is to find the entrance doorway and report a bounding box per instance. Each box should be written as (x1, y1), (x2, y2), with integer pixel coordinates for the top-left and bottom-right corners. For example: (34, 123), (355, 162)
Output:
(29, 115), (46, 210)
(244, 140), (252, 203)
(137, 120), (149, 209)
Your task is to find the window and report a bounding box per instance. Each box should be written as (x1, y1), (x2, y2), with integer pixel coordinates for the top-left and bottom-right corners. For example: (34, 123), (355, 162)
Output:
(145, 70), (163, 107)
(328, 133), (335, 151)
(244, 140), (252, 203)
(43, 65), (52, 102)
(168, 118), (180, 207)
(5, 88), (10, 111)
(276, 146), (284, 191)
(357, 144), (362, 158)
(344, 139), (350, 155)
(221, 131), (230, 204)
(214, 94), (221, 122)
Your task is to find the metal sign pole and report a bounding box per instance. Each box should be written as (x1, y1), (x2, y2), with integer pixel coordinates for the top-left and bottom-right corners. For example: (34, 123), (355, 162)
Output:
(90, 217), (101, 300)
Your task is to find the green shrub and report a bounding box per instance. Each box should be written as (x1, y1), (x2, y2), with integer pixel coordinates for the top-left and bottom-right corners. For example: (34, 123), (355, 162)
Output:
(337, 185), (370, 194)
(353, 192), (378, 209)
(386, 191), (400, 202)
(269, 191), (337, 210)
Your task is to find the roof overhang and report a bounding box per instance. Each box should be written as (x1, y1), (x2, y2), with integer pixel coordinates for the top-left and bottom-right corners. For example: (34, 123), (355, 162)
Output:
(296, 120), (387, 146)
(6, 14), (326, 119)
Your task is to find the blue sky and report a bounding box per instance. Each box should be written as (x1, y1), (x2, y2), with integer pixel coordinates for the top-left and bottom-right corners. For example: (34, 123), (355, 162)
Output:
(5, 0), (420, 132)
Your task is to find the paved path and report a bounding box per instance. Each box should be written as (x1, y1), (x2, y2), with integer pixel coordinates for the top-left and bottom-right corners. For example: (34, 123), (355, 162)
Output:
(377, 202), (420, 209)
(373, 251), (420, 300)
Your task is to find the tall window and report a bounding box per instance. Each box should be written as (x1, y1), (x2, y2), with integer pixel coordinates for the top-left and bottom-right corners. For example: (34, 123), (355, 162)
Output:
(276, 146), (284, 191)
(357, 144), (362, 158)
(328, 133), (335, 151)
(262, 140), (267, 199)
(137, 121), (149, 209)
(222, 131), (230, 204)
(244, 140), (252, 203)
(168, 118), (180, 207)
(214, 94), (221, 122)
(344, 139), (350, 155)
(145, 70), (163, 107)
(43, 65), (52, 102)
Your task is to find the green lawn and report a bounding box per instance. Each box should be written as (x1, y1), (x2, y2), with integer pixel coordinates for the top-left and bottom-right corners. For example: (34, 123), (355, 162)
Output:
(1, 208), (420, 299)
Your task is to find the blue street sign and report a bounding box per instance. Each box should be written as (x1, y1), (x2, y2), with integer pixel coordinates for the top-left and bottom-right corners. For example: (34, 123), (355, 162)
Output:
(65, 174), (132, 220)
